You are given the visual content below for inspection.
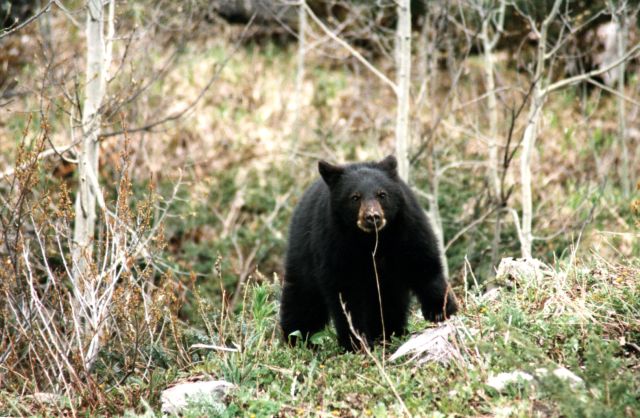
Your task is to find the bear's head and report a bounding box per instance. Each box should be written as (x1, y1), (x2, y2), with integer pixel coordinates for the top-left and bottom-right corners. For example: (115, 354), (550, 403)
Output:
(318, 155), (402, 234)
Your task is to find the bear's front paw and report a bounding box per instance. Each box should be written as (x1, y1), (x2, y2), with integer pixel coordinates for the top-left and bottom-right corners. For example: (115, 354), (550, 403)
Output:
(422, 307), (448, 322)
(422, 293), (459, 322)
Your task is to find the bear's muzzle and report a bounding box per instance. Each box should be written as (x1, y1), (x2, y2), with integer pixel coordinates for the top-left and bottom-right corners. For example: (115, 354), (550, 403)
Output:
(357, 200), (386, 233)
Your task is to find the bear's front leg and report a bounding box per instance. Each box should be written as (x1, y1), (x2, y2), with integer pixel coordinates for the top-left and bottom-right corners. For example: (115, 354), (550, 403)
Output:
(280, 281), (330, 345)
(328, 292), (372, 351)
(405, 248), (459, 322)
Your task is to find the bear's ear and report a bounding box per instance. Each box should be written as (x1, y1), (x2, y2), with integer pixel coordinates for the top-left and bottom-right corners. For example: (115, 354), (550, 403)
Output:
(318, 160), (344, 187)
(378, 155), (398, 178)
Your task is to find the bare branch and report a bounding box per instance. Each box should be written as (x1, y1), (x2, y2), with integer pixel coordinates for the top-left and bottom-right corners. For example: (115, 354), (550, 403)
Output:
(586, 77), (640, 107)
(53, 0), (82, 27)
(543, 8), (607, 60)
(99, 13), (257, 139)
(445, 207), (496, 252)
(303, 3), (398, 95)
(0, 0), (54, 40)
(0, 141), (79, 182)
(544, 43), (640, 94)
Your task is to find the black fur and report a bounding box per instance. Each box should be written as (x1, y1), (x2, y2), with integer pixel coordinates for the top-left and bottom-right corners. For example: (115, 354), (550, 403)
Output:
(279, 155), (458, 351)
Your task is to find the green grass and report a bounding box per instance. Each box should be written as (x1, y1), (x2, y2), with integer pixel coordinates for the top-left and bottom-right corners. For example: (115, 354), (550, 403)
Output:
(135, 257), (640, 417)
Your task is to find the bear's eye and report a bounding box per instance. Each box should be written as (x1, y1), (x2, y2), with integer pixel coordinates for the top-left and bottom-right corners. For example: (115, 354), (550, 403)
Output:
(377, 191), (387, 199)
(350, 193), (361, 202)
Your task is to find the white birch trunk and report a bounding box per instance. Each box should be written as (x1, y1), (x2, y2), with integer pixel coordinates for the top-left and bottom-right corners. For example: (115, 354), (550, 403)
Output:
(480, 0), (506, 272)
(519, 91), (543, 258)
(416, 9), (429, 102)
(519, 0), (561, 258)
(483, 39), (500, 198)
(613, 8), (629, 196)
(72, 0), (114, 371)
(289, 0), (306, 159)
(395, 0), (411, 182)
(295, 0), (306, 120)
(480, 0), (505, 200)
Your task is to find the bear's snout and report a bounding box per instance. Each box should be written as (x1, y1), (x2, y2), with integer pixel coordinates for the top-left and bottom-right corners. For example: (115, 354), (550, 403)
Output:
(357, 200), (386, 232)
(365, 212), (381, 224)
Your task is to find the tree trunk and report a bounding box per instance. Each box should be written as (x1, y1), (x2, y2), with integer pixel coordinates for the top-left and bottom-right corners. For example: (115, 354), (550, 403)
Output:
(295, 0), (306, 120)
(289, 0), (306, 159)
(519, 90), (543, 259)
(72, 0), (114, 370)
(518, 0), (562, 258)
(483, 36), (503, 271)
(395, 0), (411, 182)
(481, 0), (505, 273)
(481, 20), (502, 201)
(613, 7), (629, 196)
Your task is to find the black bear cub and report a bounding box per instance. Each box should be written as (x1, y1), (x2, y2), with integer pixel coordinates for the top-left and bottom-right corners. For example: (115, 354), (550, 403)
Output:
(279, 155), (458, 351)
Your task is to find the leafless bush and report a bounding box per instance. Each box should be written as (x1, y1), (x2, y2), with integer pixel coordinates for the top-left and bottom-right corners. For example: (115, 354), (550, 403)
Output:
(0, 123), (183, 413)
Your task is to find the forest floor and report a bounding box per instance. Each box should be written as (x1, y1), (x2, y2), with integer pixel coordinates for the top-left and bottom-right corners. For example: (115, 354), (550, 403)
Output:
(139, 257), (639, 417)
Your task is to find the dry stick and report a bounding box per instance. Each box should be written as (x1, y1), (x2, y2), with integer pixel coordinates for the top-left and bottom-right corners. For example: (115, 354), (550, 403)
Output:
(372, 225), (385, 361)
(217, 257), (231, 344)
(295, 0), (306, 119)
(338, 295), (411, 418)
(480, 1), (506, 275)
(22, 245), (85, 394)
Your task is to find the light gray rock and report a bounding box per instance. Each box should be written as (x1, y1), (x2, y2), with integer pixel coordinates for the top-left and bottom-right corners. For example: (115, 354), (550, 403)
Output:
(487, 371), (535, 392)
(390, 322), (465, 365)
(495, 257), (551, 285)
(161, 380), (234, 416)
(487, 366), (584, 393)
(535, 366), (585, 389)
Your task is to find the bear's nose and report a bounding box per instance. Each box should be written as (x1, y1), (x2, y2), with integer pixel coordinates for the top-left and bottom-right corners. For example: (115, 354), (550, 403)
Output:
(365, 212), (382, 226)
